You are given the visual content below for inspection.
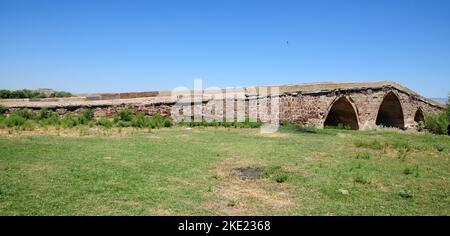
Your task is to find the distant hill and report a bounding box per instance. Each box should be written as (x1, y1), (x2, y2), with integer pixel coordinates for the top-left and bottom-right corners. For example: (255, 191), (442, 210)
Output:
(429, 98), (448, 104)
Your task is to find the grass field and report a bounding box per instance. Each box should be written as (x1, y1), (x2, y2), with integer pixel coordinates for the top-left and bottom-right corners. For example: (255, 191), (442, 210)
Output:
(0, 126), (449, 215)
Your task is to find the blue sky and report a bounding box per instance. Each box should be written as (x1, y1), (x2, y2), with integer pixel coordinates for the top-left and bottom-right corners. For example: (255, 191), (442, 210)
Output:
(0, 0), (449, 97)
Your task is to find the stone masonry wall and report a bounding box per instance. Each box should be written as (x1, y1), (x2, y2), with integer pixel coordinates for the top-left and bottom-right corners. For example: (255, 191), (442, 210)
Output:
(1, 84), (444, 131)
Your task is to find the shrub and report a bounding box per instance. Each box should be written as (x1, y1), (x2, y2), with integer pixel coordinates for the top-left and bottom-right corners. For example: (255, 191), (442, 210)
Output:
(0, 90), (12, 99)
(96, 118), (112, 128)
(38, 107), (51, 119)
(10, 90), (27, 98)
(5, 114), (26, 127)
(81, 108), (94, 121)
(0, 89), (71, 99)
(118, 109), (133, 122)
(40, 113), (61, 126)
(62, 115), (79, 128)
(87, 120), (96, 127)
(0, 105), (6, 114)
(423, 112), (448, 135)
(131, 113), (147, 128)
(163, 117), (173, 127)
(148, 114), (172, 128)
(20, 120), (37, 131)
(49, 91), (72, 98)
(12, 109), (36, 120)
(78, 115), (89, 125)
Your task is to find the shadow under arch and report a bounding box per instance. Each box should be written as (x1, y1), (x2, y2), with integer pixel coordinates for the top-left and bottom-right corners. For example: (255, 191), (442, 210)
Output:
(376, 92), (405, 129)
(414, 107), (424, 123)
(324, 96), (359, 130)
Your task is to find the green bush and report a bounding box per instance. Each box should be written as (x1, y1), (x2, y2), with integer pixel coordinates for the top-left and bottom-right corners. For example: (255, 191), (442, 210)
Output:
(0, 90), (12, 99)
(62, 115), (79, 128)
(49, 91), (72, 98)
(423, 112), (448, 135)
(0, 105), (6, 115)
(0, 89), (71, 99)
(131, 113), (147, 128)
(76, 108), (94, 125)
(163, 117), (173, 127)
(78, 115), (89, 125)
(81, 108), (94, 121)
(5, 114), (27, 127)
(38, 107), (52, 119)
(39, 109), (60, 125)
(129, 113), (173, 129)
(87, 120), (96, 127)
(12, 109), (37, 120)
(118, 109), (133, 122)
(154, 114), (173, 128)
(40, 115), (61, 126)
(96, 118), (112, 128)
(20, 120), (37, 131)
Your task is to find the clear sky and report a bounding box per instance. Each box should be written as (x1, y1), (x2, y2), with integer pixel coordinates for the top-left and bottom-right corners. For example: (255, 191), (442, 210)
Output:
(0, 0), (449, 97)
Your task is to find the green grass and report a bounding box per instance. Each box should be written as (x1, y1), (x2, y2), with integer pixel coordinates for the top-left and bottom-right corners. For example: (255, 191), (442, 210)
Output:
(0, 126), (449, 215)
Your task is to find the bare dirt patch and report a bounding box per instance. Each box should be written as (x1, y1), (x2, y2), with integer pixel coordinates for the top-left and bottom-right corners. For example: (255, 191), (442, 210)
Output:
(233, 167), (264, 180)
(204, 160), (293, 215)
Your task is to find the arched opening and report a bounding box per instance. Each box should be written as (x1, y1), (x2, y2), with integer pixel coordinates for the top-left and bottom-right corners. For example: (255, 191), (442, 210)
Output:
(324, 97), (359, 130)
(414, 108), (424, 123)
(376, 92), (404, 129)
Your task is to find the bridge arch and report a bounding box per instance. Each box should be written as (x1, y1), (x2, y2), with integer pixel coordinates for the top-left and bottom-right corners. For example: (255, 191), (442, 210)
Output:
(414, 107), (424, 124)
(324, 96), (359, 130)
(376, 91), (404, 129)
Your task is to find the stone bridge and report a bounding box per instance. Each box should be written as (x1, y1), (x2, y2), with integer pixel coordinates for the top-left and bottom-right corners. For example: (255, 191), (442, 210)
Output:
(0, 81), (444, 130)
